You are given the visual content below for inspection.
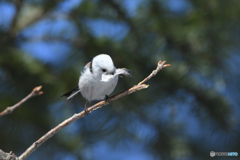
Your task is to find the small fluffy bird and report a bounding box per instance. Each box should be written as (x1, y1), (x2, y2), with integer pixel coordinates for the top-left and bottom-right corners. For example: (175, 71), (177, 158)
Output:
(62, 54), (131, 112)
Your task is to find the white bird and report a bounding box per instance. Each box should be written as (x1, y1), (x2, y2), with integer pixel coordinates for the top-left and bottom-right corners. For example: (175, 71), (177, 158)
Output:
(62, 54), (131, 113)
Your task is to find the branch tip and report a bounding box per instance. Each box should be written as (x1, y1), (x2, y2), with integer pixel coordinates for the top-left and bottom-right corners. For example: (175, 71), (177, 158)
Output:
(158, 60), (171, 69)
(32, 86), (43, 96)
(33, 86), (42, 92)
(164, 64), (171, 68)
(142, 84), (149, 88)
(39, 91), (44, 95)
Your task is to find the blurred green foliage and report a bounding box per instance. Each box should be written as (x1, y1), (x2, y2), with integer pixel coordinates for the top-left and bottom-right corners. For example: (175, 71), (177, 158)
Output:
(0, 0), (240, 160)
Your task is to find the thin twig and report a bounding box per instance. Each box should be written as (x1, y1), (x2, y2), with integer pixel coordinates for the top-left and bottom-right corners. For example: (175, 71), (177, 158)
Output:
(138, 60), (171, 85)
(18, 60), (170, 160)
(0, 86), (43, 118)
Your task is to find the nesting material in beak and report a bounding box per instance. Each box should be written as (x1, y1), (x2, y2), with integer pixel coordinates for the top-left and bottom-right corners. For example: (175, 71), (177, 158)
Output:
(101, 68), (131, 82)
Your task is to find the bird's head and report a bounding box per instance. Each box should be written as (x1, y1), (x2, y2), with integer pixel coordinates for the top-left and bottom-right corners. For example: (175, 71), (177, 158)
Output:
(92, 54), (116, 80)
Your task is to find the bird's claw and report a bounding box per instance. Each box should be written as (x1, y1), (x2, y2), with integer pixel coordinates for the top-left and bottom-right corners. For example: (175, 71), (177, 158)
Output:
(104, 95), (110, 103)
(84, 100), (90, 115)
(84, 108), (90, 115)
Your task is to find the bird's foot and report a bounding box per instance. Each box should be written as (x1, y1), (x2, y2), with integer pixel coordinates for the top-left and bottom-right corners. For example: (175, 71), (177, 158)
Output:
(84, 108), (90, 115)
(104, 95), (110, 103)
(84, 101), (90, 115)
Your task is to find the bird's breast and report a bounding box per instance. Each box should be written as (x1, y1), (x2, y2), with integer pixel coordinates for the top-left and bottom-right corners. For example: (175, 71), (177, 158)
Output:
(79, 74), (118, 101)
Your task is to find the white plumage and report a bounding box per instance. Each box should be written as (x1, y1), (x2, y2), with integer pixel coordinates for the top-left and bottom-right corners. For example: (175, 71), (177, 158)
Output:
(62, 54), (131, 111)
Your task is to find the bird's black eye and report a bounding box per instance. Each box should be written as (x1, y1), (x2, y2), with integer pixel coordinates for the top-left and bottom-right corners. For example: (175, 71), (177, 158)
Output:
(102, 69), (106, 72)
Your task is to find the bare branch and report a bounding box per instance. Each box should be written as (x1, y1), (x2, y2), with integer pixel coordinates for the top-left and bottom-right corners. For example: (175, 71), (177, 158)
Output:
(0, 86), (43, 118)
(18, 60), (170, 160)
(138, 60), (171, 85)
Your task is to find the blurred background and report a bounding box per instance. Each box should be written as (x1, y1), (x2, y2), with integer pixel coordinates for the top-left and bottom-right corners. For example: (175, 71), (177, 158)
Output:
(0, 0), (240, 160)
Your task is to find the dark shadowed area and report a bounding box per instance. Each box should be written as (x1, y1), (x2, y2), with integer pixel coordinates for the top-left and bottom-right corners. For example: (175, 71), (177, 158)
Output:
(0, 0), (240, 160)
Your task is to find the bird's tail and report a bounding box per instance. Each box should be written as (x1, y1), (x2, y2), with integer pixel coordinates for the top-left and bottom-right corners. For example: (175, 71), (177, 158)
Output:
(61, 87), (80, 100)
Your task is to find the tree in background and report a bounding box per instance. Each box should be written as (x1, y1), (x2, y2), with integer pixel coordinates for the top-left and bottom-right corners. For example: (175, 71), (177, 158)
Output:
(0, 0), (240, 159)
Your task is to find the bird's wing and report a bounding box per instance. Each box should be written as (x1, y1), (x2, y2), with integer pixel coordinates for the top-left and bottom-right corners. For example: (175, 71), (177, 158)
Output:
(84, 61), (93, 73)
